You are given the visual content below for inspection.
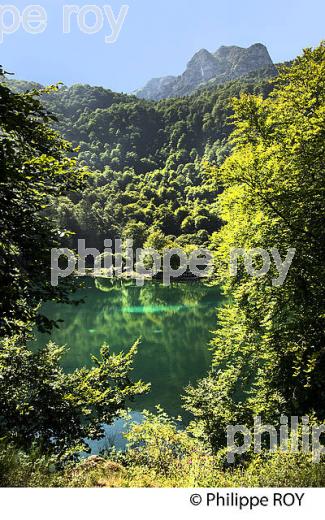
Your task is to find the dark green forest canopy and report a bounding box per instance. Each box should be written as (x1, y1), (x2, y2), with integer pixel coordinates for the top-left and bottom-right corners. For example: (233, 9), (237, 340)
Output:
(10, 70), (274, 173)
(8, 69), (275, 251)
(0, 81), (88, 336)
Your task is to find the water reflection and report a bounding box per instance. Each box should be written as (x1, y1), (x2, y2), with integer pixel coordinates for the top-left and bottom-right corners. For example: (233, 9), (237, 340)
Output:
(33, 279), (222, 418)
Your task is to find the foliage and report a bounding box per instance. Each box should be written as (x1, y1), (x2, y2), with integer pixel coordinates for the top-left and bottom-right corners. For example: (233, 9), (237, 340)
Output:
(2, 45), (324, 488)
(0, 442), (59, 487)
(185, 43), (325, 448)
(0, 76), (150, 466)
(2, 418), (325, 487)
(41, 76), (274, 174)
(10, 72), (274, 253)
(123, 407), (209, 476)
(54, 161), (220, 252)
(0, 336), (148, 457)
(59, 413), (325, 487)
(0, 79), (87, 336)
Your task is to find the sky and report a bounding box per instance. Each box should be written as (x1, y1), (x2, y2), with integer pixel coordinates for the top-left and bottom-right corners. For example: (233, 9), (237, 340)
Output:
(2, 0), (325, 93)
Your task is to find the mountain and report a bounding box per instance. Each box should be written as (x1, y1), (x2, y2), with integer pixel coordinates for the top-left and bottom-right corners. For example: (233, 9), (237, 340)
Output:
(136, 43), (276, 100)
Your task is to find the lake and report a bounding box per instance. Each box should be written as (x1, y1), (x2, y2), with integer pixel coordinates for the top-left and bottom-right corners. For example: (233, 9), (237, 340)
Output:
(32, 278), (222, 449)
(33, 278), (222, 414)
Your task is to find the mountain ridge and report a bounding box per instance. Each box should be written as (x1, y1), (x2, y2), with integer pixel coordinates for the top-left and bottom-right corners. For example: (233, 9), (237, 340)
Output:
(136, 43), (276, 100)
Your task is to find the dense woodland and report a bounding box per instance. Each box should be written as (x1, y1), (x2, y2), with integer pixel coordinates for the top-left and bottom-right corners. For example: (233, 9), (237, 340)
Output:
(0, 44), (324, 486)
(11, 71), (273, 250)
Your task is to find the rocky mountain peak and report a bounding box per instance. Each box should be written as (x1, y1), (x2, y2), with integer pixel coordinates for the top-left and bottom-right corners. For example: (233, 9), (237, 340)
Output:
(136, 43), (275, 100)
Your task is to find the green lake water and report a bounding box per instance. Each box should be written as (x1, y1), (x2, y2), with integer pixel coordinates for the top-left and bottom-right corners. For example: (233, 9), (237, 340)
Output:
(33, 278), (222, 420)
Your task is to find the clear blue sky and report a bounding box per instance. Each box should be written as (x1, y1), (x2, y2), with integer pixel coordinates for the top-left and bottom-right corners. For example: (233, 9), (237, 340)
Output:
(3, 0), (325, 93)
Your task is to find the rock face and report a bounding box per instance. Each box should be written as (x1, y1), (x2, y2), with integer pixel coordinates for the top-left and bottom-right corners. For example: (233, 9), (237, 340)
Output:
(136, 43), (275, 100)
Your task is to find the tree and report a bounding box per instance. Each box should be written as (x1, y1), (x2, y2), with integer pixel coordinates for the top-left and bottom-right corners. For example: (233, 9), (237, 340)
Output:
(0, 337), (148, 457)
(185, 43), (325, 449)
(0, 78), (87, 336)
(0, 76), (148, 458)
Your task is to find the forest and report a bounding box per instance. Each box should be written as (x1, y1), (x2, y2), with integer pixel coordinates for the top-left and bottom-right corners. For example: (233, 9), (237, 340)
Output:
(0, 43), (324, 487)
(11, 69), (273, 251)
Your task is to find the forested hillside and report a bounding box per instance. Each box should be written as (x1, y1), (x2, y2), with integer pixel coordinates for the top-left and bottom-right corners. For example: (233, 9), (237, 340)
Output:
(11, 70), (275, 250)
